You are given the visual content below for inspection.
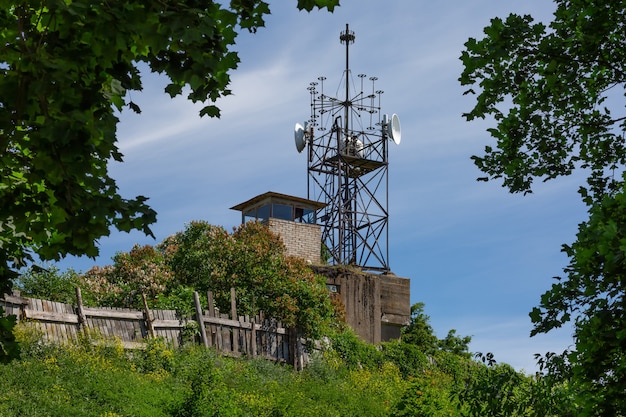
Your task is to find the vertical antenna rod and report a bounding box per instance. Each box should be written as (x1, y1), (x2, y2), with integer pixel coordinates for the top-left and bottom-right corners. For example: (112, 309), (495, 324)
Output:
(340, 23), (354, 136)
(339, 24), (356, 264)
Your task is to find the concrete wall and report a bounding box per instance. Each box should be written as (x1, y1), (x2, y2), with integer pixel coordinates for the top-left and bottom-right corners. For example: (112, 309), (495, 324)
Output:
(380, 274), (411, 341)
(266, 218), (321, 264)
(312, 266), (411, 344)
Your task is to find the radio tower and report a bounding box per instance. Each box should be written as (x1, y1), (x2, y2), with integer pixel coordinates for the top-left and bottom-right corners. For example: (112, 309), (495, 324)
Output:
(293, 24), (401, 272)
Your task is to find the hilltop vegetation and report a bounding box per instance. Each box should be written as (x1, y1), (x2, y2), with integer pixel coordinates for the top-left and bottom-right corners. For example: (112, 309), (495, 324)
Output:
(1, 304), (576, 416)
(2, 220), (582, 416)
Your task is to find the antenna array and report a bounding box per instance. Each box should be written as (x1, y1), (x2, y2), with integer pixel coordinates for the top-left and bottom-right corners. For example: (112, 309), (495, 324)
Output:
(295, 24), (400, 272)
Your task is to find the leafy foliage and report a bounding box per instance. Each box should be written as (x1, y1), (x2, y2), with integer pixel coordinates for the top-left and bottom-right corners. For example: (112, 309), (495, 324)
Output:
(400, 302), (440, 354)
(0, 308), (20, 364)
(401, 302), (471, 358)
(460, 0), (626, 413)
(457, 354), (530, 416)
(162, 220), (335, 339)
(17, 265), (81, 305)
(81, 244), (173, 308)
(16, 220), (335, 338)
(1, 327), (404, 417)
(530, 177), (626, 415)
(15, 220), (333, 341)
(0, 0), (338, 293)
(391, 369), (458, 417)
(460, 1), (626, 203)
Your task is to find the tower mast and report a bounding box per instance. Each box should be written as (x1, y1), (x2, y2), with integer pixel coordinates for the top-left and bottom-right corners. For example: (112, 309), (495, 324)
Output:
(296, 24), (401, 272)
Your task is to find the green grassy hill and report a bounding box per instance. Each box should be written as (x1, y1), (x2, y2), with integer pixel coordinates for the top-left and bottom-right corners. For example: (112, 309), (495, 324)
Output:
(0, 321), (575, 417)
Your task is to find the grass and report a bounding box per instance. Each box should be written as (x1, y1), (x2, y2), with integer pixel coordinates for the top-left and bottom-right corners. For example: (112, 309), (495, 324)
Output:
(0, 322), (409, 417)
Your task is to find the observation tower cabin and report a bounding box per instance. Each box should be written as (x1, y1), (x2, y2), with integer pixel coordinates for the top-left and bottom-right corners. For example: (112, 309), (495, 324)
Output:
(230, 191), (326, 264)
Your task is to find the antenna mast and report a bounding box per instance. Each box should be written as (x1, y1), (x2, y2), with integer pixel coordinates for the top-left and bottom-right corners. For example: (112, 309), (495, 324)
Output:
(295, 24), (401, 272)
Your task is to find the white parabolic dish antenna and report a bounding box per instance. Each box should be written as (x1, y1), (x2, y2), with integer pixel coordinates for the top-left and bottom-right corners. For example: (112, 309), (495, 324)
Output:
(389, 113), (401, 145)
(294, 122), (306, 153)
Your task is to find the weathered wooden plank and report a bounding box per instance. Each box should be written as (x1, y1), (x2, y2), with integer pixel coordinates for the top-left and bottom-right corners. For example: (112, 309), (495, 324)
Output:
(156, 310), (176, 345)
(221, 313), (231, 352)
(122, 341), (146, 350)
(54, 302), (68, 342)
(230, 288), (237, 319)
(194, 292), (209, 348)
(61, 302), (71, 342)
(250, 318), (257, 357)
(230, 288), (239, 354)
(270, 321), (278, 359)
(83, 308), (143, 320)
(1, 293), (28, 306)
(2, 292), (300, 364)
(141, 293), (155, 338)
(31, 297), (42, 314)
(152, 319), (183, 329)
(93, 316), (103, 337)
(207, 291), (215, 317)
(216, 324), (223, 350)
(194, 314), (288, 335)
(99, 317), (110, 338)
(75, 287), (87, 334)
(41, 299), (53, 312)
(24, 309), (79, 323)
(104, 317), (116, 339)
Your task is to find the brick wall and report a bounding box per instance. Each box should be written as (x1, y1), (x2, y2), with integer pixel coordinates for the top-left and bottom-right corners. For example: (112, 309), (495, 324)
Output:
(265, 218), (321, 264)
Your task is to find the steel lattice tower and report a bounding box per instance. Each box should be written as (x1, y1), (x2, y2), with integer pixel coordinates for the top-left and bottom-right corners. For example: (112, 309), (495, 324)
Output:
(296, 24), (400, 272)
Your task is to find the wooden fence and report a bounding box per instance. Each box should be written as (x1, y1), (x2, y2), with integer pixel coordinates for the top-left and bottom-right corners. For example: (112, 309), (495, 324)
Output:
(0, 288), (306, 369)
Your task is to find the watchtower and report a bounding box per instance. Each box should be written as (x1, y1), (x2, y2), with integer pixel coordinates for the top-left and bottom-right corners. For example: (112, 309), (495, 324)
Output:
(231, 191), (326, 263)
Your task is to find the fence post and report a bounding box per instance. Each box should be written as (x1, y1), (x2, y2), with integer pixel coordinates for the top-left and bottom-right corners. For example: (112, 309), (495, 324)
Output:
(74, 287), (87, 333)
(230, 287), (239, 354)
(250, 318), (257, 358)
(230, 287), (237, 319)
(193, 291), (209, 348)
(289, 327), (304, 371)
(207, 291), (216, 346)
(141, 293), (155, 339)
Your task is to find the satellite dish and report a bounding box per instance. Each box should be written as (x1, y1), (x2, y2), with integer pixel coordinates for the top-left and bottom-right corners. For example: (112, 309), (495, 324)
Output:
(389, 113), (401, 145)
(294, 122), (306, 153)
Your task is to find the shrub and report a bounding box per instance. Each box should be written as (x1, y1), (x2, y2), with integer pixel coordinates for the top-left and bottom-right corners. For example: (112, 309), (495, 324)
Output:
(80, 244), (173, 308)
(0, 308), (19, 363)
(0, 329), (181, 417)
(391, 369), (459, 417)
(325, 327), (384, 370)
(163, 221), (335, 339)
(16, 265), (80, 304)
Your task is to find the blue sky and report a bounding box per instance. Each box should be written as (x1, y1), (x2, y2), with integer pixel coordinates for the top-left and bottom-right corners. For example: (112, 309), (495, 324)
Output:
(56, 0), (586, 372)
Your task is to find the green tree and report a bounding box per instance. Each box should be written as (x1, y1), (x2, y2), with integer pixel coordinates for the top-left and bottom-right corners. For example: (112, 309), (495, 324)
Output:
(460, 0), (626, 414)
(163, 221), (334, 339)
(401, 302), (439, 354)
(456, 354), (531, 417)
(80, 244), (174, 308)
(0, 309), (19, 364)
(16, 265), (80, 304)
(401, 302), (470, 357)
(0, 0), (338, 293)
(438, 329), (471, 358)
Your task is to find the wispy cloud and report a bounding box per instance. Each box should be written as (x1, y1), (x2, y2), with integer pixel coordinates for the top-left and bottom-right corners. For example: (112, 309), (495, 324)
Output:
(56, 0), (580, 372)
